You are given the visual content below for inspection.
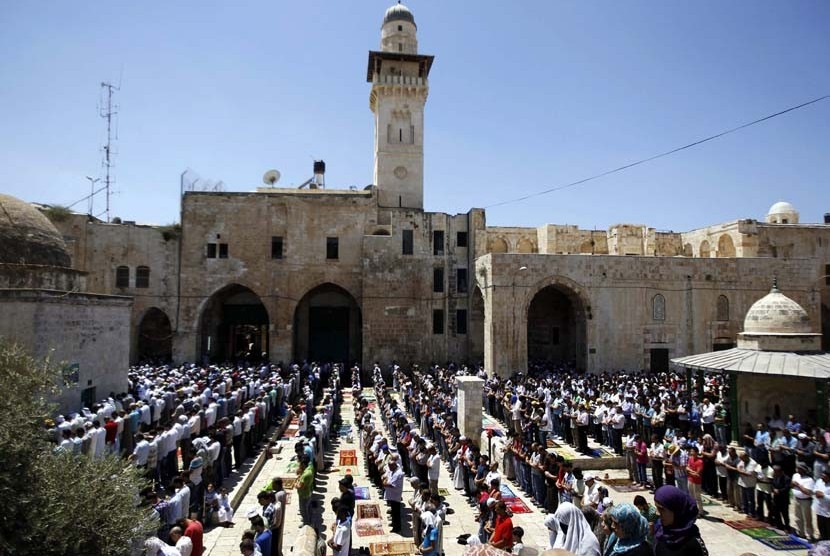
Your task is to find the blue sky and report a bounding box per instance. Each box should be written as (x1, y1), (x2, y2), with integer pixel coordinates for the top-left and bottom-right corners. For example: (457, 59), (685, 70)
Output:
(1, 1), (828, 230)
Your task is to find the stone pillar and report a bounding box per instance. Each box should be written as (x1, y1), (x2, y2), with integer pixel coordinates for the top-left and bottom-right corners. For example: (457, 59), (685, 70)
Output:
(456, 376), (485, 444)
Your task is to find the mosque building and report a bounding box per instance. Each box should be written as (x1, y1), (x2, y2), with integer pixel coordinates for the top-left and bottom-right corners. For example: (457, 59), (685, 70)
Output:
(3, 3), (829, 411)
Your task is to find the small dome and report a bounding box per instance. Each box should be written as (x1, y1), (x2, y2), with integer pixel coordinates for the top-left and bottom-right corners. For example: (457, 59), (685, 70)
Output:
(383, 2), (415, 27)
(742, 282), (812, 335)
(768, 201), (796, 215)
(0, 194), (71, 267)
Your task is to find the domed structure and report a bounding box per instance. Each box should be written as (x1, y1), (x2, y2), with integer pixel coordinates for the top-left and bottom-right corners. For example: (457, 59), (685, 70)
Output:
(765, 200), (799, 224)
(383, 2), (415, 27)
(742, 281), (812, 335)
(0, 194), (71, 267)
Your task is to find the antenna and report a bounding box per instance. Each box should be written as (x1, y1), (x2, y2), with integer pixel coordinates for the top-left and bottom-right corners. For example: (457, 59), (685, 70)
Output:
(99, 82), (119, 223)
(263, 170), (281, 187)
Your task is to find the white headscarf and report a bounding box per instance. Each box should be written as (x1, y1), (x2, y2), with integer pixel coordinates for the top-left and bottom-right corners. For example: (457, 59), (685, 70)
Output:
(544, 514), (565, 549)
(553, 502), (601, 556)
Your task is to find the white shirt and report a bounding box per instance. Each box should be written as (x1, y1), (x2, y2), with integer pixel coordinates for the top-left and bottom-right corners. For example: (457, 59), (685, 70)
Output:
(792, 473), (814, 500)
(332, 518), (351, 556)
(428, 454), (441, 481)
(175, 535), (193, 556)
(133, 440), (150, 465)
(813, 478), (830, 517)
(384, 466), (404, 502)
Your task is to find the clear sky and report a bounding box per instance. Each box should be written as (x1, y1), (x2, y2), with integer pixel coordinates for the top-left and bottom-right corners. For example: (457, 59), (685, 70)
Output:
(1, 1), (828, 230)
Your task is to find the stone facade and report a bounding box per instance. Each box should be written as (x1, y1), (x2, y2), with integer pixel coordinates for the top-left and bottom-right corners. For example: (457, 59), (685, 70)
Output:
(31, 4), (830, 374)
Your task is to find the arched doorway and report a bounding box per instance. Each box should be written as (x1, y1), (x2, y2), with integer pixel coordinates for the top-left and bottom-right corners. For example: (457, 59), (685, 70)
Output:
(137, 308), (173, 363)
(294, 283), (362, 365)
(717, 234), (736, 257)
(527, 285), (587, 369)
(199, 284), (269, 364)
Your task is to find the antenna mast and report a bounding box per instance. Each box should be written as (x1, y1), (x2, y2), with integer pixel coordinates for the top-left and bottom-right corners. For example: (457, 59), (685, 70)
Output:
(99, 81), (119, 222)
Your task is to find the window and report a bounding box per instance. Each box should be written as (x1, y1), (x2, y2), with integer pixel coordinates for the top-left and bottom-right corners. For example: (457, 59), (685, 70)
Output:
(652, 294), (666, 321)
(136, 266), (150, 288)
(456, 268), (468, 293)
(432, 309), (444, 334)
(456, 231), (468, 248)
(398, 43), (403, 52)
(206, 243), (217, 258)
(716, 295), (729, 321)
(433, 268), (444, 293)
(456, 309), (468, 335)
(115, 266), (129, 288)
(326, 237), (339, 260)
(402, 229), (413, 255)
(218, 243), (228, 259)
(433, 230), (445, 256)
(826, 264), (830, 286)
(397, 25), (403, 31)
(271, 236), (284, 259)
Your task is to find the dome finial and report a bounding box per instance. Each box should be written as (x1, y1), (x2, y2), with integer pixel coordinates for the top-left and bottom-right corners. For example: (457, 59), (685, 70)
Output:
(771, 276), (779, 293)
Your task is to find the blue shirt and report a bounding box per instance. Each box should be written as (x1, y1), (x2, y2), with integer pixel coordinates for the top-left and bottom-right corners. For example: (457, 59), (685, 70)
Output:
(256, 529), (272, 556)
(421, 526), (439, 556)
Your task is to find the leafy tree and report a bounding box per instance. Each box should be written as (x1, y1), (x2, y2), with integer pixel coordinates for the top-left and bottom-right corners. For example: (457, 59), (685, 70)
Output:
(0, 339), (155, 555)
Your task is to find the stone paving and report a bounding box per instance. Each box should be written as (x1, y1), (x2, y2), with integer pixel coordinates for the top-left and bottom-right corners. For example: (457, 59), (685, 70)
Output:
(202, 392), (815, 556)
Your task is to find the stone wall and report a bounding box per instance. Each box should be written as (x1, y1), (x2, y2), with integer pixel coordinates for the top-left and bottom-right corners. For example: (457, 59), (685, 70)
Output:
(477, 253), (821, 375)
(0, 289), (132, 413)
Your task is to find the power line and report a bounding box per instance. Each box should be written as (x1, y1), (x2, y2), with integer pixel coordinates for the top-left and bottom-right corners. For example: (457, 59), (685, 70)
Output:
(484, 94), (830, 210)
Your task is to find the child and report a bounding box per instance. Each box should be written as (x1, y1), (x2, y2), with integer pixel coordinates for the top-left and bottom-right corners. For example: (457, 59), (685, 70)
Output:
(204, 483), (219, 525)
(217, 486), (234, 526)
(511, 526), (524, 555)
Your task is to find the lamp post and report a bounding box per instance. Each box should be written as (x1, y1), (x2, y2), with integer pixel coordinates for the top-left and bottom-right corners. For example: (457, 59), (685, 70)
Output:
(511, 266), (528, 373)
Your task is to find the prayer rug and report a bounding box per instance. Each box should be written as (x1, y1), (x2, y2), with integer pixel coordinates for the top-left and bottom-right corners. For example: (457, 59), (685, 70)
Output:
(438, 488), (451, 497)
(369, 541), (416, 556)
(339, 449), (358, 466)
(280, 477), (298, 490)
(338, 425), (353, 437)
(355, 519), (385, 537)
(724, 518), (770, 531)
(356, 503), (382, 520)
(546, 438), (561, 449)
(700, 496), (717, 507)
(503, 497), (532, 514)
(757, 535), (811, 551)
(354, 486), (370, 500)
(333, 464), (363, 478)
(499, 484), (517, 498)
(286, 461), (299, 473)
(741, 528), (781, 540)
(601, 478), (633, 486)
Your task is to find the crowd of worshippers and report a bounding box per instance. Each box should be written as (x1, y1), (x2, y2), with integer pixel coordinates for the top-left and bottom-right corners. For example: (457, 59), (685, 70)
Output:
(373, 363), (716, 555)
(44, 361), (346, 556)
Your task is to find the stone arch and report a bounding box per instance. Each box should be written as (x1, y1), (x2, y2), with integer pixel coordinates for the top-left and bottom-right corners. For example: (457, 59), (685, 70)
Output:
(699, 240), (711, 258)
(524, 277), (589, 370)
(516, 237), (535, 254)
(652, 294), (666, 321)
(198, 283), (269, 364)
(136, 307), (173, 363)
(717, 234), (736, 257)
(717, 294), (729, 322)
(293, 283), (362, 366)
(489, 236), (508, 254)
(683, 243), (693, 257)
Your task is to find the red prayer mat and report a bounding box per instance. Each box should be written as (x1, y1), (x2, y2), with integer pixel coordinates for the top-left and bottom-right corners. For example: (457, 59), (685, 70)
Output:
(502, 496), (532, 514)
(339, 449), (358, 466)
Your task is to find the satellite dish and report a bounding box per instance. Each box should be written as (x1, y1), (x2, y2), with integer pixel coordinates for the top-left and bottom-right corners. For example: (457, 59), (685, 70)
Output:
(263, 169), (281, 186)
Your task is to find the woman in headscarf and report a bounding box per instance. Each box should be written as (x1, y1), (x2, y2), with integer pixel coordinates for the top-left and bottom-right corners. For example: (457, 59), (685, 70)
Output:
(653, 485), (709, 556)
(545, 513), (565, 549)
(602, 504), (651, 556)
(553, 502), (602, 556)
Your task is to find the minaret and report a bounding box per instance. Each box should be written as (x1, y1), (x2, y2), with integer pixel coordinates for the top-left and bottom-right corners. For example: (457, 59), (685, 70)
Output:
(368, 2), (434, 209)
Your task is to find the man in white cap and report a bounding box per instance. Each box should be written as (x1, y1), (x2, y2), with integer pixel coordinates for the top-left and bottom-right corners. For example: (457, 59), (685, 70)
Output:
(582, 473), (601, 508)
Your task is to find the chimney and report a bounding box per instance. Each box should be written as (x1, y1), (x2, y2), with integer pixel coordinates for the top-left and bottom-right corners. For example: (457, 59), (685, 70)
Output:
(313, 160), (326, 189)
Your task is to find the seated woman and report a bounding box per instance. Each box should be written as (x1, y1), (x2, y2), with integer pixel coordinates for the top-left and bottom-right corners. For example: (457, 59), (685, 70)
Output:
(602, 503), (651, 556)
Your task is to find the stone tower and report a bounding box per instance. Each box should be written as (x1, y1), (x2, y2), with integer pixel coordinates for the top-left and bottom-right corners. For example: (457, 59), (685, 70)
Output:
(368, 2), (434, 209)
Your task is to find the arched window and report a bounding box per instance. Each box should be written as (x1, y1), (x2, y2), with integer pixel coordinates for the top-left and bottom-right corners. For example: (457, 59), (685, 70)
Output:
(699, 240), (711, 258)
(136, 266), (150, 289)
(717, 295), (729, 321)
(115, 266), (129, 288)
(717, 234), (736, 257)
(652, 294), (666, 321)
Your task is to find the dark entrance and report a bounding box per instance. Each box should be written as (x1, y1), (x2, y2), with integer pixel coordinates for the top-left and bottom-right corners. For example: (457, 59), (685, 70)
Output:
(200, 285), (269, 364)
(650, 348), (670, 372)
(527, 285), (586, 369)
(294, 284), (361, 366)
(136, 308), (173, 363)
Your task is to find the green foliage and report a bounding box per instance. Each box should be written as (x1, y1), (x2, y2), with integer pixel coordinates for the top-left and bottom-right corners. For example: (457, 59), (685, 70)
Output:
(158, 223), (182, 242)
(43, 204), (72, 223)
(0, 339), (155, 556)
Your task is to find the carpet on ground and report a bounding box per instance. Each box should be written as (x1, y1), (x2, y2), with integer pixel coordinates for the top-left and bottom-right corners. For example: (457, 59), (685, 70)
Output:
(757, 535), (811, 551)
(724, 518), (770, 530)
(354, 486), (370, 500)
(546, 438), (561, 449)
(338, 425), (353, 437)
(503, 497), (532, 514)
(741, 528), (781, 539)
(499, 484), (517, 498)
(280, 477), (297, 490)
(700, 496), (717, 507)
(355, 503), (385, 537)
(438, 488), (451, 497)
(339, 449), (358, 466)
(369, 541), (416, 555)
